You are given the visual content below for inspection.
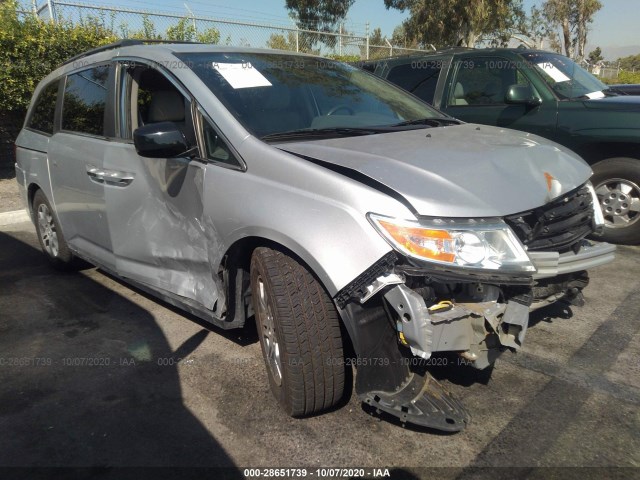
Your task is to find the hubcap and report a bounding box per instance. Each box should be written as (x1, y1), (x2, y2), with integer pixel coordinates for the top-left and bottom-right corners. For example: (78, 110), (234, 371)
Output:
(256, 276), (282, 386)
(37, 204), (59, 257)
(595, 179), (640, 228)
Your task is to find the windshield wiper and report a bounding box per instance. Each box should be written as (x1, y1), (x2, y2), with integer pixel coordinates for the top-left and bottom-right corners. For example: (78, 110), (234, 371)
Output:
(391, 117), (463, 127)
(261, 126), (392, 142)
(602, 87), (623, 96)
(261, 118), (462, 141)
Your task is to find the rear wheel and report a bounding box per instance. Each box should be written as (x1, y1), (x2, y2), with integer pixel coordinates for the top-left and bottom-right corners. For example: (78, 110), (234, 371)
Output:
(591, 157), (640, 245)
(250, 247), (345, 417)
(33, 190), (75, 269)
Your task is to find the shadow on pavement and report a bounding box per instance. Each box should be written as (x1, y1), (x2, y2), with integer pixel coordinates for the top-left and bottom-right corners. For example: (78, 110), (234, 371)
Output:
(98, 269), (260, 348)
(528, 300), (574, 328)
(0, 230), (243, 478)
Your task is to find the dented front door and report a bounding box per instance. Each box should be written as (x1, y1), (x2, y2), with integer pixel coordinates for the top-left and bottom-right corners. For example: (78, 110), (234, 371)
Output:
(103, 147), (219, 309)
(101, 61), (220, 311)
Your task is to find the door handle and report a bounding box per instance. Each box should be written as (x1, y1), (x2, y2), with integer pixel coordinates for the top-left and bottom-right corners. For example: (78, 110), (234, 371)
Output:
(86, 165), (134, 187)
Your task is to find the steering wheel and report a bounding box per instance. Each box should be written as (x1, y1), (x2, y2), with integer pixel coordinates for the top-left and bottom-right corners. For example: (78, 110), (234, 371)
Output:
(326, 104), (355, 116)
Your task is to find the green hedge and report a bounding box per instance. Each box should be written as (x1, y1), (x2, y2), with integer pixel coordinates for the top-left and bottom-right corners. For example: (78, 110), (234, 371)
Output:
(0, 1), (116, 114)
(600, 71), (640, 85)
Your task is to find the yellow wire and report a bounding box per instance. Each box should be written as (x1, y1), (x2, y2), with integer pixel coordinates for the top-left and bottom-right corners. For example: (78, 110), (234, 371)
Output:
(428, 300), (454, 312)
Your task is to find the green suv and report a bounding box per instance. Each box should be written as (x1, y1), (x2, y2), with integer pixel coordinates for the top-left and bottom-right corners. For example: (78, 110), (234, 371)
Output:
(362, 48), (640, 244)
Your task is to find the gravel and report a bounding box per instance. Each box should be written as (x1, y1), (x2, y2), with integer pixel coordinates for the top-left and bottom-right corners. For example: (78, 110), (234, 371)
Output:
(0, 170), (22, 214)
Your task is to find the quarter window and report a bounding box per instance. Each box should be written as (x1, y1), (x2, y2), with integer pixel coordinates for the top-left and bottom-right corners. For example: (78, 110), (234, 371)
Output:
(62, 66), (109, 136)
(203, 119), (241, 168)
(27, 81), (59, 135)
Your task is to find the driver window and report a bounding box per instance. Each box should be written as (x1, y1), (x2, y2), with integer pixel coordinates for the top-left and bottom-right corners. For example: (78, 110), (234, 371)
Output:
(122, 64), (196, 146)
(449, 58), (530, 107)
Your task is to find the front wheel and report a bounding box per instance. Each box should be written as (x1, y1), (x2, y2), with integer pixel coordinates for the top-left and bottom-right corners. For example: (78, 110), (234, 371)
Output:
(32, 189), (75, 269)
(591, 157), (640, 245)
(250, 247), (345, 417)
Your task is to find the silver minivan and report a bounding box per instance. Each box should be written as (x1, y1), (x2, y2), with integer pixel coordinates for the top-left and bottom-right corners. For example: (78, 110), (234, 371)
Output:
(15, 41), (615, 431)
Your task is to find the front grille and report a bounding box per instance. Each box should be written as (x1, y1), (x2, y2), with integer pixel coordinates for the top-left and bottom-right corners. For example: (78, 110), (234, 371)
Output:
(505, 185), (594, 253)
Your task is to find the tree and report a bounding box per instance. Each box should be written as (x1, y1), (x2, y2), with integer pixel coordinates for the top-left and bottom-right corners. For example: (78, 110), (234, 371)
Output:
(369, 27), (385, 46)
(0, 0), (116, 113)
(390, 24), (420, 49)
(165, 17), (196, 41)
(542, 0), (602, 60)
(285, 0), (355, 32)
(130, 14), (161, 39)
(196, 27), (220, 44)
(587, 47), (603, 65)
(383, 0), (524, 48)
(617, 53), (640, 71)
(365, 27), (389, 58)
(266, 31), (297, 51)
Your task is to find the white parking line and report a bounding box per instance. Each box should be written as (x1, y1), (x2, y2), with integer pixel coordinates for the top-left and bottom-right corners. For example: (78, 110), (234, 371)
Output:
(0, 209), (30, 227)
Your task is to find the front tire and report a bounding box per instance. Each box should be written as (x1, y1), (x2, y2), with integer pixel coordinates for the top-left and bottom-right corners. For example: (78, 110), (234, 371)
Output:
(250, 247), (345, 417)
(32, 189), (75, 269)
(591, 157), (640, 245)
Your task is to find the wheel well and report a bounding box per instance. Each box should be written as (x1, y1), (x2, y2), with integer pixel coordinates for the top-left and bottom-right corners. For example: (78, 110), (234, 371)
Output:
(223, 237), (326, 288)
(27, 183), (41, 220)
(222, 236), (356, 355)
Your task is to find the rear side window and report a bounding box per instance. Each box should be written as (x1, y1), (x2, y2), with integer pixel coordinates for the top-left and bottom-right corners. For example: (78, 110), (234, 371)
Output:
(62, 66), (109, 136)
(27, 81), (59, 135)
(387, 62), (442, 104)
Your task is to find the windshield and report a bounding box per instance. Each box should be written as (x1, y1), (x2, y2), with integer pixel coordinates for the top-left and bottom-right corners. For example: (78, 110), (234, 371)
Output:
(521, 52), (607, 100)
(175, 52), (443, 139)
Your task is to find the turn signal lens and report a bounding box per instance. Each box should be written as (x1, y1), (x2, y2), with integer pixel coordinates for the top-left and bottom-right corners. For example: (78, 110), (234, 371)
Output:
(378, 220), (456, 262)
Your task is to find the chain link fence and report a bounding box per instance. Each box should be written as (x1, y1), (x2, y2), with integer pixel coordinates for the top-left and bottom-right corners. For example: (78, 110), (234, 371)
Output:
(2, 1), (431, 171)
(597, 67), (620, 80)
(27, 0), (430, 61)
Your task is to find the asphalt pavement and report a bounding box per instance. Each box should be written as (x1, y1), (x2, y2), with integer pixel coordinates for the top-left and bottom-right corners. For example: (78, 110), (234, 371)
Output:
(0, 219), (638, 480)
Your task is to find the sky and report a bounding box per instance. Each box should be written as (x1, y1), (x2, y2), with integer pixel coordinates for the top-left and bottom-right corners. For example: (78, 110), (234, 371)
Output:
(76, 0), (640, 59)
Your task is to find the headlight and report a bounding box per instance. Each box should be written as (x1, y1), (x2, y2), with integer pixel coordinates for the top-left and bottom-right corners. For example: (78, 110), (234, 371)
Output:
(369, 214), (535, 273)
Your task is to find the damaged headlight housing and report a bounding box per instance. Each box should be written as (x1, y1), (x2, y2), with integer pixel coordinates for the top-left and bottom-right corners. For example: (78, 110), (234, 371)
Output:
(369, 214), (535, 273)
(586, 182), (605, 228)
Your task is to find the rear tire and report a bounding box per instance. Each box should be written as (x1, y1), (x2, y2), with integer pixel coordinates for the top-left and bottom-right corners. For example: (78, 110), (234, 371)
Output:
(250, 247), (345, 417)
(591, 157), (640, 245)
(32, 189), (75, 269)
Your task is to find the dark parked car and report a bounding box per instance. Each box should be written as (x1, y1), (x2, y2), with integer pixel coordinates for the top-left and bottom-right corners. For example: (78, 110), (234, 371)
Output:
(361, 48), (640, 244)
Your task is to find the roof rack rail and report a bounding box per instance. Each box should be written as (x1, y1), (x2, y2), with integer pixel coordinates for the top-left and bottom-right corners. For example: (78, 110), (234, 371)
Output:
(62, 39), (142, 66)
(61, 38), (202, 66)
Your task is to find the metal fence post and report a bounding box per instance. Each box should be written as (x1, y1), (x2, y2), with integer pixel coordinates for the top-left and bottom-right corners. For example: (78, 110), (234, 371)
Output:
(46, 0), (53, 20)
(296, 28), (299, 52)
(365, 22), (369, 60)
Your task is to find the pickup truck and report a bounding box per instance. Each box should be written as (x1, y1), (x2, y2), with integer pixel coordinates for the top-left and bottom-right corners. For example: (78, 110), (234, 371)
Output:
(361, 48), (640, 244)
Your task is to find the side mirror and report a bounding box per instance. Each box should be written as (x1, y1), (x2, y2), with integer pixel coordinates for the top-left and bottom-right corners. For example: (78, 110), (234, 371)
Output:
(133, 122), (191, 158)
(505, 84), (542, 106)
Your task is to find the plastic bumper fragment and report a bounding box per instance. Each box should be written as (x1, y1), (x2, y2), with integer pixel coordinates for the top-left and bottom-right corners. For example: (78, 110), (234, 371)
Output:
(360, 370), (470, 432)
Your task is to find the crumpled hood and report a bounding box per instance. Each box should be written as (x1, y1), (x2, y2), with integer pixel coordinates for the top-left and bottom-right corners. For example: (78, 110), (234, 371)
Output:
(279, 124), (592, 218)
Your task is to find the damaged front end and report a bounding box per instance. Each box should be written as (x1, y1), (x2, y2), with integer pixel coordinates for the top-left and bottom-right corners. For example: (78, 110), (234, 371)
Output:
(334, 184), (615, 432)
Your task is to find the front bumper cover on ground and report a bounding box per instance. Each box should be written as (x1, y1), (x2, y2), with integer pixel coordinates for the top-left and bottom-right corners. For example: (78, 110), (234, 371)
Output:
(360, 370), (470, 432)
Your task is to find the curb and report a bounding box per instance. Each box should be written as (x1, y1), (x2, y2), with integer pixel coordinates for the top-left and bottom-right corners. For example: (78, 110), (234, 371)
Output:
(0, 209), (30, 227)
